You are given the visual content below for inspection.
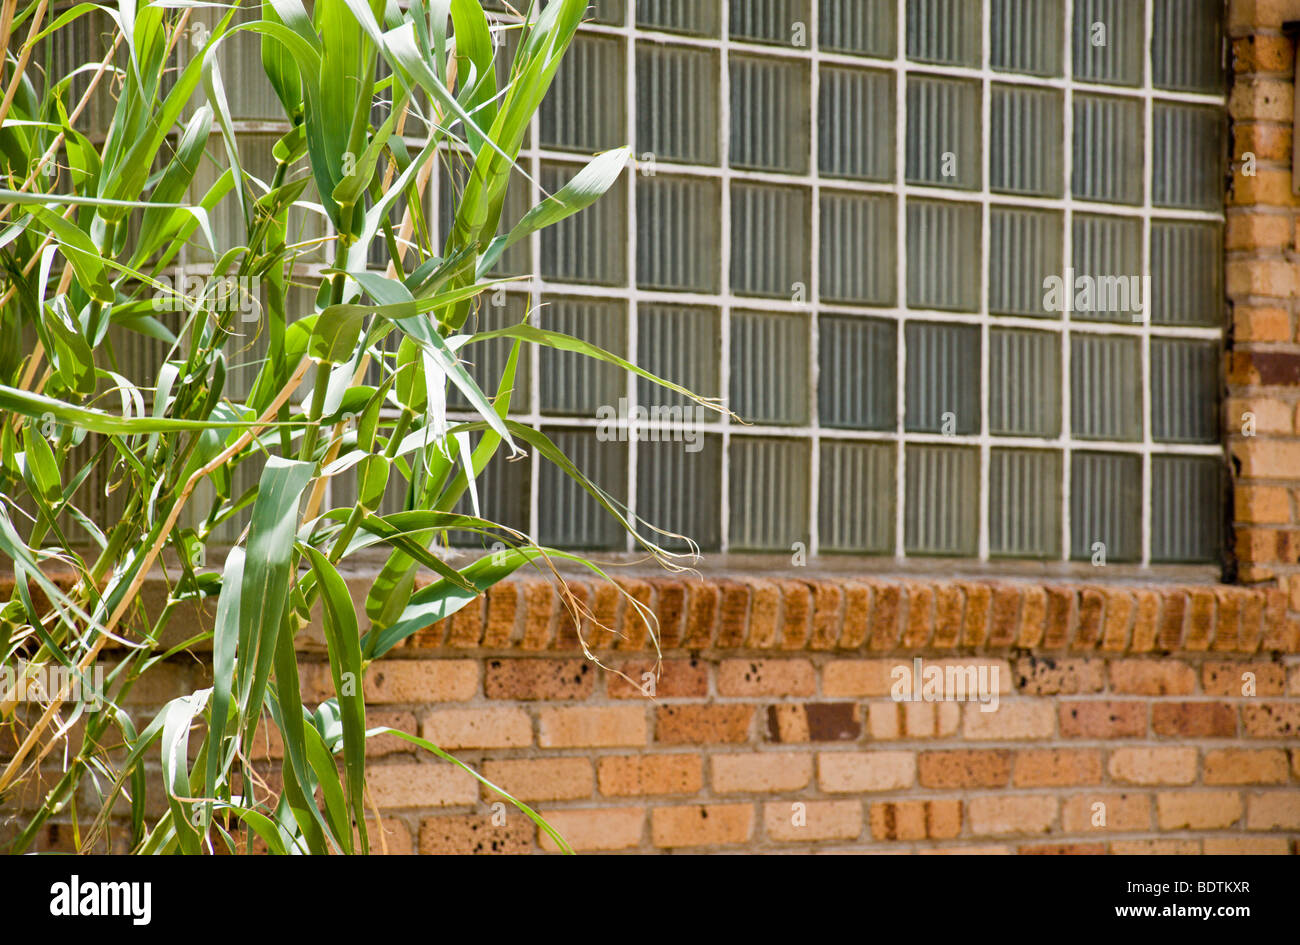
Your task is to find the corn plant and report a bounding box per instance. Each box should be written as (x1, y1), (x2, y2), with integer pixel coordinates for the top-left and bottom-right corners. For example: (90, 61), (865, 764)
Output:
(0, 0), (719, 854)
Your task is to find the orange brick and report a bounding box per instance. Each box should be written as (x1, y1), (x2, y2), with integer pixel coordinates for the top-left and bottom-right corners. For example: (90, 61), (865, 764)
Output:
(597, 754), (702, 796)
(1203, 836), (1289, 854)
(901, 701), (961, 738)
(1110, 839), (1200, 855)
(764, 799), (862, 842)
(1108, 659), (1196, 695)
(1204, 748), (1290, 784)
(823, 660), (896, 697)
(368, 763), (477, 809)
(1232, 304), (1292, 342)
(484, 658), (594, 700)
(418, 814), (532, 854)
(919, 750), (1011, 788)
(1246, 792), (1300, 829)
(421, 708), (532, 749)
(1242, 702), (1300, 736)
(808, 581), (844, 650)
(482, 582), (520, 648)
(818, 751), (915, 792)
(1157, 791), (1243, 830)
(1151, 702), (1237, 737)
(717, 659), (815, 697)
(712, 752), (812, 793)
(1107, 748), (1198, 786)
(1059, 701), (1146, 738)
(1228, 78), (1293, 122)
(1013, 657), (1105, 695)
(1012, 749), (1103, 787)
(539, 807), (644, 852)
(651, 804), (753, 848)
(606, 658), (708, 699)
(538, 706), (647, 748)
(779, 580), (813, 648)
(1061, 794), (1151, 832)
(767, 703), (861, 742)
(327, 659), (478, 703)
(962, 703), (1055, 740)
(869, 799), (962, 841)
(1202, 660), (1287, 696)
(967, 796), (1057, 836)
(746, 579), (781, 648)
(1019, 843), (1105, 855)
(481, 758), (593, 802)
(655, 705), (753, 744)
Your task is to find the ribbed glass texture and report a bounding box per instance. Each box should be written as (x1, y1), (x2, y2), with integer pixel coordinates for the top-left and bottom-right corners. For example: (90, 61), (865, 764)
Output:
(731, 183), (812, 298)
(540, 34), (626, 153)
(539, 298), (627, 415)
(731, 55), (811, 173)
(907, 199), (981, 310)
(1151, 456), (1221, 563)
(819, 442), (895, 553)
(729, 0), (810, 45)
(638, 436), (723, 552)
(991, 84), (1063, 196)
(1072, 94), (1143, 204)
(905, 322), (981, 434)
(731, 311), (809, 424)
(1070, 334), (1141, 441)
(989, 449), (1062, 557)
(1072, 0), (1142, 86)
(818, 316), (897, 429)
(905, 445), (978, 555)
(819, 67), (894, 181)
(1071, 451), (1141, 561)
(1071, 214), (1143, 322)
(638, 0), (722, 36)
(540, 162), (627, 285)
(906, 0), (981, 66)
(991, 0), (1063, 76)
(637, 175), (722, 292)
(989, 207), (1062, 316)
(539, 430), (628, 550)
(990, 328), (1061, 436)
(449, 295), (531, 413)
(1151, 339), (1219, 443)
(1153, 104), (1224, 210)
(820, 0), (896, 57)
(1153, 0), (1224, 92)
(820, 191), (896, 304)
(637, 44), (720, 165)
(636, 305), (722, 409)
(729, 438), (809, 551)
(906, 76), (981, 189)
(1151, 222), (1222, 327)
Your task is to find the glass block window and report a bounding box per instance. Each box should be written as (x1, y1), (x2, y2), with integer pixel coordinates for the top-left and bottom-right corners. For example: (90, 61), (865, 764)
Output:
(167, 2), (1225, 565)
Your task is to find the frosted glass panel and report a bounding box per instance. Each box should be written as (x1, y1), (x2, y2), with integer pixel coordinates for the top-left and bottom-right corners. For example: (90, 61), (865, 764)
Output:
(730, 55), (811, 173)
(819, 442), (895, 553)
(906, 76), (981, 189)
(636, 44), (720, 165)
(540, 162), (627, 285)
(638, 0), (721, 35)
(729, 0), (810, 45)
(1152, 456), (1221, 563)
(638, 436), (723, 552)
(1072, 94), (1143, 204)
(989, 207), (1062, 317)
(1153, 104), (1224, 210)
(906, 0), (981, 66)
(819, 67), (894, 181)
(907, 199), (981, 311)
(991, 0), (1063, 76)
(1153, 0), (1224, 92)
(539, 430), (628, 551)
(1072, 0), (1142, 86)
(990, 328), (1061, 436)
(731, 311), (809, 424)
(1151, 339), (1219, 443)
(1071, 451), (1140, 561)
(539, 298), (627, 415)
(1071, 334), (1141, 441)
(729, 438), (809, 551)
(637, 305), (722, 409)
(991, 85), (1063, 196)
(449, 294), (531, 412)
(990, 449), (1061, 557)
(819, 316), (896, 430)
(1151, 222), (1222, 328)
(905, 322), (980, 434)
(905, 445), (978, 555)
(540, 34), (626, 153)
(731, 183), (812, 297)
(820, 191), (896, 305)
(1071, 213), (1142, 322)
(637, 175), (722, 292)
(820, 0), (896, 57)
(448, 437), (531, 547)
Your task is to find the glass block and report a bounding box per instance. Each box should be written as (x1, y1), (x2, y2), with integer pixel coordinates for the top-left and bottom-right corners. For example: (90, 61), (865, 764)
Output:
(1151, 456), (1222, 563)
(730, 183), (812, 298)
(440, 159), (531, 277)
(990, 449), (1062, 558)
(989, 207), (1063, 317)
(1070, 213), (1142, 322)
(1151, 222), (1222, 327)
(730, 310), (809, 424)
(991, 85), (1064, 196)
(905, 322), (980, 434)
(990, 328), (1061, 436)
(1153, 0), (1224, 93)
(1072, 0), (1142, 87)
(584, 0), (627, 23)
(820, 191), (896, 305)
(637, 304), (722, 409)
(819, 66), (894, 181)
(448, 438), (531, 547)
(1153, 104), (1224, 210)
(906, 199), (980, 311)
(1070, 451), (1140, 561)
(43, 5), (118, 133)
(1072, 94), (1143, 204)
(540, 34), (626, 153)
(906, 0), (981, 66)
(203, 4), (283, 121)
(539, 297), (627, 415)
(729, 0), (811, 46)
(906, 76), (981, 190)
(1151, 339), (1219, 443)
(637, 175), (722, 292)
(637, 435), (723, 552)
(905, 445), (978, 555)
(539, 429), (628, 550)
(638, 0), (722, 36)
(820, 0), (896, 57)
(540, 161), (628, 285)
(636, 44), (720, 165)
(818, 315), (897, 430)
(449, 294), (532, 413)
(1070, 333), (1141, 441)
(819, 441), (895, 553)
(991, 0), (1063, 76)
(729, 438), (810, 551)
(730, 55), (811, 173)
